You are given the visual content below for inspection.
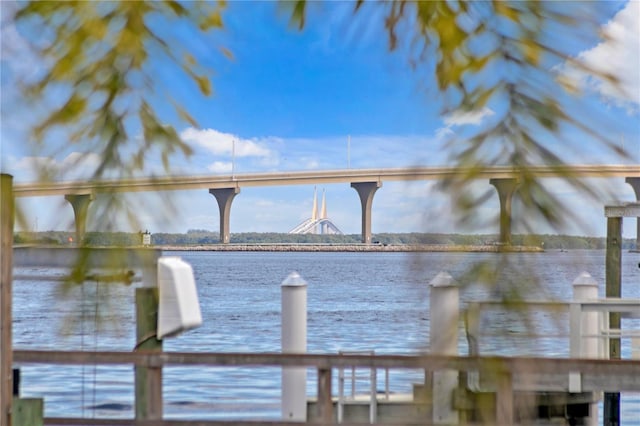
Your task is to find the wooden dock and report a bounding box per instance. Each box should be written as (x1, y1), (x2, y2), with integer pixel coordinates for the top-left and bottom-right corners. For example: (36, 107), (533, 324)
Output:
(11, 350), (640, 425)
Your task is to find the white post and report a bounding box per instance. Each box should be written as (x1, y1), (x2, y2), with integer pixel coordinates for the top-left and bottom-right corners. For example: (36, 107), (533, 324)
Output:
(281, 272), (308, 421)
(571, 272), (599, 426)
(572, 272), (600, 358)
(141, 261), (158, 292)
(429, 271), (459, 425)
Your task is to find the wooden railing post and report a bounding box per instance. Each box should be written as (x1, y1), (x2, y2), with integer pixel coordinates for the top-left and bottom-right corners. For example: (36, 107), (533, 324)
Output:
(135, 287), (162, 421)
(495, 371), (513, 426)
(316, 368), (333, 424)
(1, 174), (14, 426)
(605, 215), (622, 426)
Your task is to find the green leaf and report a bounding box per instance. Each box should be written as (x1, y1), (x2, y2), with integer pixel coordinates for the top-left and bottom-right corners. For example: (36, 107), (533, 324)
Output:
(494, 1), (520, 23)
(172, 101), (199, 127)
(522, 38), (541, 66)
(289, 0), (306, 30)
(199, 10), (223, 30)
(185, 53), (197, 66)
(219, 46), (234, 60)
(54, 94), (88, 125)
(194, 74), (212, 96)
(164, 0), (188, 16)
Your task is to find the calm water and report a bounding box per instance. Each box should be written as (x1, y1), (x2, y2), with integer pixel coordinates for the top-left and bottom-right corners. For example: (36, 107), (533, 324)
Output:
(12, 249), (640, 422)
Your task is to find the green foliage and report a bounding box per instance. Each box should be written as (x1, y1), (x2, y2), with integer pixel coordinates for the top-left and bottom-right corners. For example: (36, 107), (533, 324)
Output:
(284, 0), (632, 325)
(14, 0), (630, 238)
(10, 1), (635, 357)
(83, 231), (141, 246)
(286, 1), (630, 236)
(15, 0), (226, 182)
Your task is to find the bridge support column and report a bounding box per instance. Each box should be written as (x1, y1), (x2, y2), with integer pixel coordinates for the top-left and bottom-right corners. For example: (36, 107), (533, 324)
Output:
(489, 178), (519, 246)
(209, 188), (239, 244)
(351, 182), (381, 244)
(625, 177), (640, 250)
(64, 193), (94, 244)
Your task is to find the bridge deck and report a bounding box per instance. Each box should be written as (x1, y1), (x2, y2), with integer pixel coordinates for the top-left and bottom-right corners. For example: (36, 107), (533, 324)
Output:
(13, 165), (640, 196)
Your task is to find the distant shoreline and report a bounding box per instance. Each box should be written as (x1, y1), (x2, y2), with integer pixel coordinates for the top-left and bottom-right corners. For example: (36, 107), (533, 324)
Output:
(157, 243), (545, 253)
(17, 231), (637, 251)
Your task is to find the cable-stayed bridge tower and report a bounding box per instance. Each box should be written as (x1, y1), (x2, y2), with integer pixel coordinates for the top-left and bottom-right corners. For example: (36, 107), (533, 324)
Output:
(289, 188), (343, 235)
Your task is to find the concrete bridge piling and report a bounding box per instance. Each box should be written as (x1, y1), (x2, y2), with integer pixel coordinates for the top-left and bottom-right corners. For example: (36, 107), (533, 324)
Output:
(350, 181), (381, 244)
(64, 193), (94, 244)
(489, 178), (519, 246)
(209, 187), (240, 244)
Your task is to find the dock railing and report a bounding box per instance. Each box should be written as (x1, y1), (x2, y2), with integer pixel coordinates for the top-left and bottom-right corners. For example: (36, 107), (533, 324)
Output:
(11, 349), (640, 425)
(337, 350), (388, 424)
(466, 299), (640, 359)
(461, 295), (640, 425)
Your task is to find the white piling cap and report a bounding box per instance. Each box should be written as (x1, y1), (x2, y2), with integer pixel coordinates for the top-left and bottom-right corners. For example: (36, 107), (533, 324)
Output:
(281, 271), (308, 287)
(429, 271), (457, 287)
(572, 271), (597, 287)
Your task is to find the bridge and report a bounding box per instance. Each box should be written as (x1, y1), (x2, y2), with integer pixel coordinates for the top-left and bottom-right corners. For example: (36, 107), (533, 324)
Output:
(11, 165), (640, 245)
(289, 188), (343, 235)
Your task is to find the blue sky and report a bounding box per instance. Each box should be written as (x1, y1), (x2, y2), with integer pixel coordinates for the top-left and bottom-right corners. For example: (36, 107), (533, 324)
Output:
(1, 1), (639, 237)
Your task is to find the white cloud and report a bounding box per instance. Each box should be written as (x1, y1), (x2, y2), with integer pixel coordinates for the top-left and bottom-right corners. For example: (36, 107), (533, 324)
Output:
(434, 107), (495, 144)
(180, 127), (274, 158)
(443, 107), (495, 127)
(11, 155), (53, 171)
(9, 152), (102, 182)
(435, 126), (455, 140)
(177, 131), (448, 174)
(58, 152), (102, 180)
(559, 1), (639, 109)
(207, 161), (232, 173)
(301, 157), (320, 169)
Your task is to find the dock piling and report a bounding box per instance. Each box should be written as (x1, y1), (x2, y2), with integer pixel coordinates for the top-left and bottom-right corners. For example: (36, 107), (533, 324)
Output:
(1, 174), (14, 426)
(281, 272), (308, 421)
(571, 272), (600, 426)
(429, 271), (459, 425)
(316, 368), (333, 424)
(135, 287), (163, 421)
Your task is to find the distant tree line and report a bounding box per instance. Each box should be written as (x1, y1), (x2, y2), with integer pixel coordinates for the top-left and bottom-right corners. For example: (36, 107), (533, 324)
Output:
(14, 230), (637, 250)
(14, 231), (142, 246)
